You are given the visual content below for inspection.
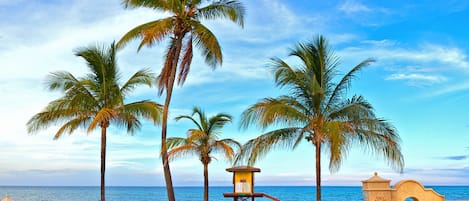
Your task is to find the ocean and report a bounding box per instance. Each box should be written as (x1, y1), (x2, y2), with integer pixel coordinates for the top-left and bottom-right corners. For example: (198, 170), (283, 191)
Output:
(0, 186), (467, 201)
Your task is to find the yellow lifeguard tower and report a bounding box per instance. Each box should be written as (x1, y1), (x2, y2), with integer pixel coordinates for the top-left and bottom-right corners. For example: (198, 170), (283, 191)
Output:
(223, 166), (279, 201)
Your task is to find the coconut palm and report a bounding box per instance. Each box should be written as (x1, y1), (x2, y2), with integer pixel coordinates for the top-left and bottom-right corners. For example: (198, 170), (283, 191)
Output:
(166, 107), (241, 201)
(236, 35), (404, 201)
(27, 43), (163, 201)
(117, 1), (244, 199)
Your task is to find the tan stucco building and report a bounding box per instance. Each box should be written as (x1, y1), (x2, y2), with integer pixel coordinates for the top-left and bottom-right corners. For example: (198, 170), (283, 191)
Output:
(362, 172), (445, 201)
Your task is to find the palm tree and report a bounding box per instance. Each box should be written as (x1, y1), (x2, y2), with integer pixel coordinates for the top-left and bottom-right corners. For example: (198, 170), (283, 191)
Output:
(236, 35), (404, 201)
(166, 107), (241, 201)
(27, 43), (163, 201)
(117, 1), (245, 199)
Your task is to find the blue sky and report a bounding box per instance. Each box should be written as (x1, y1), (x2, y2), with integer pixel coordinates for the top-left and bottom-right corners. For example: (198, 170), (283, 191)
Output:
(0, 0), (468, 187)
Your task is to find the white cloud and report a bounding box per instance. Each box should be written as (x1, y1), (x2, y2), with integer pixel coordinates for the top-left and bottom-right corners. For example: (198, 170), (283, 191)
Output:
(339, 43), (469, 71)
(2, 0), (469, 187)
(361, 39), (397, 47)
(338, 0), (372, 14)
(425, 81), (469, 97)
(386, 73), (447, 86)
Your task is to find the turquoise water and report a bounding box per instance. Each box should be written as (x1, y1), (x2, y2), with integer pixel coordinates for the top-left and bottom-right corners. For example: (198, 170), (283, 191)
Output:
(0, 186), (467, 201)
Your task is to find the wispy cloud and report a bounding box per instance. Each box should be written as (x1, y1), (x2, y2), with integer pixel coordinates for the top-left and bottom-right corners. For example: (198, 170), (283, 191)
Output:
(339, 42), (469, 89)
(337, 0), (392, 25)
(361, 39), (397, 47)
(338, 0), (372, 14)
(341, 44), (469, 69)
(386, 73), (447, 86)
(442, 155), (468, 161)
(424, 81), (469, 97)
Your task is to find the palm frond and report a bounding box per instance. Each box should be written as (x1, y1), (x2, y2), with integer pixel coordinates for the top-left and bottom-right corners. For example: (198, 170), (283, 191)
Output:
(175, 114), (201, 129)
(157, 37), (177, 95)
(117, 18), (174, 50)
(27, 94), (97, 131)
(167, 144), (200, 162)
(207, 113), (232, 136)
(166, 137), (190, 149)
(353, 118), (404, 172)
(112, 112), (141, 134)
(212, 140), (237, 162)
(197, 0), (245, 27)
(322, 121), (352, 173)
(192, 106), (208, 131)
(46, 71), (80, 91)
(54, 116), (93, 140)
(88, 108), (117, 132)
(122, 101), (163, 125)
(187, 129), (208, 142)
(235, 127), (302, 166)
(239, 97), (308, 130)
(328, 95), (374, 121)
(270, 56), (322, 109)
(121, 0), (179, 13)
(326, 58), (375, 110)
(191, 21), (223, 68)
(120, 68), (155, 96)
(177, 36), (193, 85)
(271, 57), (303, 90)
(219, 138), (242, 150)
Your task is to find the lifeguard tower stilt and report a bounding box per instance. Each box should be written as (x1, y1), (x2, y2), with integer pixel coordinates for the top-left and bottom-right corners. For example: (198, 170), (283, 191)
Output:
(223, 166), (280, 201)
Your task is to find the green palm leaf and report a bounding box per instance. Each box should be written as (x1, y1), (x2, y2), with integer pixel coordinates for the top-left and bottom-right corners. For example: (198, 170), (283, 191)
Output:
(238, 35), (403, 201)
(27, 43), (163, 201)
(117, 18), (174, 50)
(197, 0), (245, 27)
(167, 106), (240, 201)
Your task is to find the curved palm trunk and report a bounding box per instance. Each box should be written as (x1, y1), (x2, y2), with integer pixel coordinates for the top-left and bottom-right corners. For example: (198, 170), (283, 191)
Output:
(161, 33), (185, 201)
(203, 163), (209, 201)
(315, 140), (321, 201)
(101, 126), (107, 201)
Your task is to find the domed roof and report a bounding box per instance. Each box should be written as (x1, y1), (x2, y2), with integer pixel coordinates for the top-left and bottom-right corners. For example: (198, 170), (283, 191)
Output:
(362, 172), (391, 183)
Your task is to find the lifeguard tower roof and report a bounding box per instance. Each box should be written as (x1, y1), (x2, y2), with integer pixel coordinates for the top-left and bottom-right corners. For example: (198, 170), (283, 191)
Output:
(226, 166), (260, 172)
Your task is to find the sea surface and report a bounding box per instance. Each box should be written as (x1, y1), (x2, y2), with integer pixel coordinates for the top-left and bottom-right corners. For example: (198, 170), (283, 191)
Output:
(0, 186), (467, 201)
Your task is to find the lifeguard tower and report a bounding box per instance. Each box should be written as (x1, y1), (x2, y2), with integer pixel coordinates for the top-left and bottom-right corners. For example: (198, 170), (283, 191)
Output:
(223, 166), (280, 201)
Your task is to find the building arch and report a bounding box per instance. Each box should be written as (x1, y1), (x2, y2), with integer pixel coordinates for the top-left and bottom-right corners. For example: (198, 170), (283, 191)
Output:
(362, 173), (445, 201)
(392, 180), (444, 201)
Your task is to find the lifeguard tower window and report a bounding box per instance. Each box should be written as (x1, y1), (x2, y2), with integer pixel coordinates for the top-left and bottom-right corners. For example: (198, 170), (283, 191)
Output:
(235, 179), (251, 193)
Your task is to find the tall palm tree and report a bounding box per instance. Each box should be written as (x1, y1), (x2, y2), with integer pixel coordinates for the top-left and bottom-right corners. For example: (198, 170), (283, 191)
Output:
(236, 35), (404, 201)
(166, 107), (241, 201)
(117, 1), (245, 199)
(27, 43), (163, 201)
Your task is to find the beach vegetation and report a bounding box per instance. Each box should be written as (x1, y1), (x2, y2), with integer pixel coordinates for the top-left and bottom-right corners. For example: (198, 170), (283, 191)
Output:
(26, 42), (163, 201)
(117, 1), (245, 199)
(236, 35), (404, 201)
(166, 106), (241, 201)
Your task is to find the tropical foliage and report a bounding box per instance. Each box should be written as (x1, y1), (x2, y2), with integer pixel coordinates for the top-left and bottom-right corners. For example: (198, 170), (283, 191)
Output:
(166, 107), (241, 201)
(236, 35), (404, 201)
(117, 1), (245, 199)
(27, 43), (163, 201)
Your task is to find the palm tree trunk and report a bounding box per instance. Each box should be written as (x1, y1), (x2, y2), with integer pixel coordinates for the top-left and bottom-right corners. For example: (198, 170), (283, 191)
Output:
(315, 140), (321, 201)
(101, 126), (107, 201)
(204, 163), (209, 201)
(161, 33), (185, 201)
